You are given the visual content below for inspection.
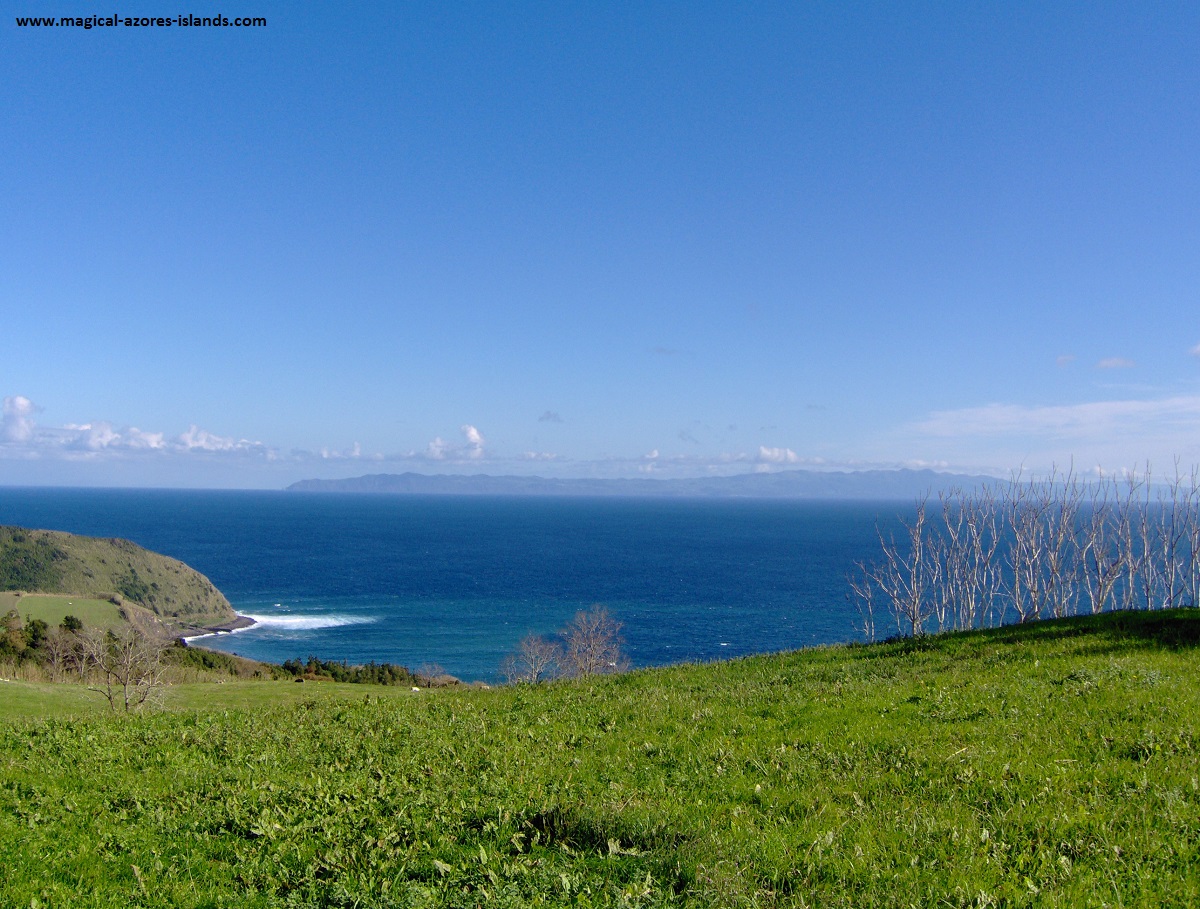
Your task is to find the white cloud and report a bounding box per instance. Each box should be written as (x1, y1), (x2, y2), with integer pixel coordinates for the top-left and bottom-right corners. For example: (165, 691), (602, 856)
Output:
(1190, 343), (1200, 358)
(912, 397), (1200, 439)
(177, 425), (264, 452)
(1096, 357), (1135, 369)
(1056, 355), (1076, 367)
(758, 445), (800, 464)
(60, 422), (167, 451)
(2, 395), (38, 442)
(419, 425), (487, 462)
(901, 458), (951, 470)
(900, 395), (1200, 475)
(462, 424), (484, 459)
(320, 442), (362, 460)
(126, 428), (166, 449)
(74, 422), (120, 450)
(0, 394), (271, 463)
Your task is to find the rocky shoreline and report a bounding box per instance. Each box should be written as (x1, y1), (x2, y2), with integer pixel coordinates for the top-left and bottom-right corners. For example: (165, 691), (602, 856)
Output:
(182, 614), (256, 639)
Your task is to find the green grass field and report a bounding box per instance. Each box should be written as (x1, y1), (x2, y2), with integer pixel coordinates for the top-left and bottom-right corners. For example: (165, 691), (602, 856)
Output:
(0, 591), (125, 631)
(2, 610), (1198, 907)
(0, 676), (419, 720)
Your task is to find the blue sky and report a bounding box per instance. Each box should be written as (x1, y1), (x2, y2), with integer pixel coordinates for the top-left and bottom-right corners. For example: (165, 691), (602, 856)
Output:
(3, 2), (1198, 488)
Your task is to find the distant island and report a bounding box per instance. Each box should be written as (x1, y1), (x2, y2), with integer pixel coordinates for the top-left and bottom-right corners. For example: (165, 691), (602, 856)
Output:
(287, 468), (993, 500)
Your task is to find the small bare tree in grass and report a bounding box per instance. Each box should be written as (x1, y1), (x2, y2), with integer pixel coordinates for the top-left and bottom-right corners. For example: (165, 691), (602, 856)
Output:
(501, 633), (563, 684)
(42, 627), (82, 681)
(1080, 478), (1126, 615)
(874, 495), (937, 636)
(847, 562), (877, 642)
(1005, 474), (1051, 623)
(562, 605), (629, 678)
(1186, 464), (1200, 606)
(1041, 466), (1084, 619)
(1154, 461), (1195, 609)
(80, 625), (169, 712)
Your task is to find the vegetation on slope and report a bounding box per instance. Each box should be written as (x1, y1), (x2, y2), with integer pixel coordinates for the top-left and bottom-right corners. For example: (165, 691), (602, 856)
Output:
(0, 526), (234, 629)
(0, 592), (126, 631)
(1, 609), (1197, 907)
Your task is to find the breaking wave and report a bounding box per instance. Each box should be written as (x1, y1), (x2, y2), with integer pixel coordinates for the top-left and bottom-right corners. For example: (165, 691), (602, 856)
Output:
(184, 613), (375, 644)
(240, 613), (375, 631)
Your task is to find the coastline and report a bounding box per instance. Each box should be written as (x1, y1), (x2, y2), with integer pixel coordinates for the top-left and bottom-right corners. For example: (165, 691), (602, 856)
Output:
(181, 614), (256, 643)
(208, 614), (257, 633)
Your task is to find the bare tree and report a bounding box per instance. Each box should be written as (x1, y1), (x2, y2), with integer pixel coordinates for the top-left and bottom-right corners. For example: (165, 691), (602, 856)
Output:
(561, 606), (629, 677)
(80, 625), (169, 712)
(931, 491), (965, 632)
(1153, 461), (1192, 609)
(1004, 473), (1053, 623)
(849, 461), (1200, 641)
(1108, 470), (1142, 611)
(847, 561), (877, 642)
(502, 633), (563, 683)
(931, 486), (1001, 632)
(1185, 465), (1200, 607)
(1041, 466), (1084, 620)
(42, 627), (83, 681)
(1135, 464), (1163, 610)
(963, 485), (1001, 628)
(1110, 468), (1150, 611)
(876, 495), (938, 635)
(1079, 476), (1126, 614)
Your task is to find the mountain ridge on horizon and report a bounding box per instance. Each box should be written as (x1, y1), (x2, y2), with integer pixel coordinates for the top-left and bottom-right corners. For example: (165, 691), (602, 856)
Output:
(286, 468), (995, 500)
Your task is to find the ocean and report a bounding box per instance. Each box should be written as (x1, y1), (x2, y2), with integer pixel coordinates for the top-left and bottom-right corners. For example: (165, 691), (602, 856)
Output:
(0, 488), (914, 682)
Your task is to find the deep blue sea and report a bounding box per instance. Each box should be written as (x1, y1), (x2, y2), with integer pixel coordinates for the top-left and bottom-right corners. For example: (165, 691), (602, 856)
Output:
(0, 489), (914, 682)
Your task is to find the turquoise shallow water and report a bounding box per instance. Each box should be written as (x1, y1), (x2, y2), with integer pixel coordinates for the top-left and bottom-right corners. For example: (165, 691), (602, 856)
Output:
(0, 488), (912, 681)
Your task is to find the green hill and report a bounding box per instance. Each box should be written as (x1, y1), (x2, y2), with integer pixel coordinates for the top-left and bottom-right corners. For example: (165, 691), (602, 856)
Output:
(1, 609), (1197, 906)
(0, 526), (235, 630)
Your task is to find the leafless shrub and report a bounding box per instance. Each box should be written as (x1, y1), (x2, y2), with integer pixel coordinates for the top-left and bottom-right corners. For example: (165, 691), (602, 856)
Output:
(848, 462), (1200, 640)
(847, 561), (877, 643)
(873, 494), (937, 635)
(1185, 465), (1200, 607)
(1080, 477), (1125, 614)
(1155, 460), (1192, 609)
(501, 633), (563, 684)
(1043, 466), (1084, 619)
(79, 625), (169, 712)
(561, 605), (629, 678)
(42, 627), (87, 681)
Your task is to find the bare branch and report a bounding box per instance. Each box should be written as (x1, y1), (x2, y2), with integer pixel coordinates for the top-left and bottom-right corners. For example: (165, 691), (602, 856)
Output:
(80, 625), (169, 712)
(561, 606), (629, 677)
(502, 633), (562, 684)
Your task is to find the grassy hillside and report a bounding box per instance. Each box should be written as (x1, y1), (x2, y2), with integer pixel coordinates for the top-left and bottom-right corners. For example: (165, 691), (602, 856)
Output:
(0, 526), (234, 629)
(1, 609), (1197, 907)
(0, 591), (126, 631)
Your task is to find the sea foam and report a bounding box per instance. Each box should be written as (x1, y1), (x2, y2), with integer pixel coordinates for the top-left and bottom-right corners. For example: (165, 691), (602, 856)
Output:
(183, 613), (374, 644)
(240, 613), (376, 631)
